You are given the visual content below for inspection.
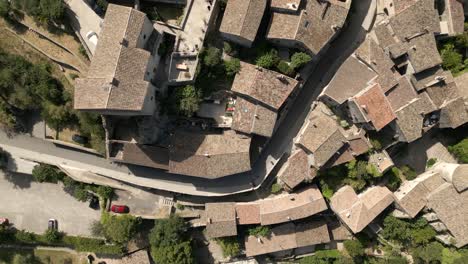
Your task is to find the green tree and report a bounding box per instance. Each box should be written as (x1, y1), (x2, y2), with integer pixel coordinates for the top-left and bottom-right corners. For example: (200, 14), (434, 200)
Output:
(290, 52), (312, 69)
(441, 43), (464, 73)
(411, 226), (436, 245)
(255, 49), (279, 69)
(149, 215), (194, 264)
(90, 220), (104, 237)
(385, 167), (402, 191)
(412, 242), (443, 264)
(173, 85), (201, 117)
(344, 240), (364, 259)
(0, 0), (10, 17)
(203, 47), (222, 67)
(215, 237), (240, 258)
(44, 228), (62, 243)
(224, 58), (240, 77)
(277, 60), (294, 76)
(96, 185), (113, 200)
(381, 215), (411, 243)
(102, 213), (140, 244)
(12, 254), (36, 264)
(248, 226), (270, 237)
(41, 101), (73, 130)
(271, 183), (282, 194)
(38, 0), (64, 23)
(448, 138), (468, 163)
(32, 164), (64, 183)
(400, 165), (417, 180)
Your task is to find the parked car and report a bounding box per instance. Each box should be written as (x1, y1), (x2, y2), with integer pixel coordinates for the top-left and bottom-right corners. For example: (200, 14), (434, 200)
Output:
(48, 219), (57, 230)
(72, 134), (89, 144)
(111, 205), (129, 214)
(0, 218), (9, 226)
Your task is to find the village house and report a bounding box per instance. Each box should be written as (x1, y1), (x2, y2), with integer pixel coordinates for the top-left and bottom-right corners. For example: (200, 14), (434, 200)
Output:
(393, 162), (468, 248)
(277, 149), (317, 190)
(266, 0), (352, 55)
(219, 0), (267, 47)
(74, 4), (161, 116)
(330, 185), (394, 233)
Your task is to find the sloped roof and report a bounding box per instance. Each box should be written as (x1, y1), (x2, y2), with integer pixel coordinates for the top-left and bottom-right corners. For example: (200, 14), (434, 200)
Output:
(278, 149), (316, 190)
(389, 0), (440, 40)
(266, 12), (300, 41)
(235, 203), (261, 225)
(445, 0), (465, 35)
(386, 77), (419, 111)
(322, 56), (378, 104)
(452, 165), (468, 192)
(205, 203), (238, 238)
(406, 34), (442, 74)
(352, 83), (396, 131)
(295, 221), (331, 247)
(330, 185), (394, 233)
(114, 142), (169, 170)
(425, 79), (461, 108)
(74, 4), (154, 112)
(231, 97), (277, 137)
(220, 0), (267, 42)
(395, 98), (427, 143)
(439, 97), (468, 129)
(427, 183), (468, 248)
(169, 130), (251, 178)
(259, 185), (327, 225)
(231, 62), (299, 109)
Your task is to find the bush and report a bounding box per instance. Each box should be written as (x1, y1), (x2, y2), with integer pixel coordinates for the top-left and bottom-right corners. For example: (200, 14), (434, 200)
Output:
(203, 47), (222, 67)
(400, 165), (417, 180)
(300, 250), (344, 264)
(96, 185), (113, 200)
(14, 0), (64, 24)
(290, 52), (312, 69)
(149, 215), (194, 264)
(385, 167), (402, 191)
(62, 236), (123, 254)
(448, 138), (468, 163)
(271, 183), (282, 194)
(248, 226), (270, 237)
(90, 220), (104, 237)
(426, 158), (437, 168)
(412, 242), (444, 264)
(344, 240), (364, 259)
(216, 237), (240, 258)
(255, 49), (279, 69)
(101, 213), (140, 244)
(172, 85), (202, 117)
(32, 164), (65, 183)
(176, 203), (185, 210)
(0, 0), (10, 17)
(44, 229), (62, 243)
(441, 43), (464, 74)
(14, 230), (36, 243)
(223, 41), (232, 55)
(371, 139), (382, 151)
(224, 58), (240, 77)
(277, 60), (294, 76)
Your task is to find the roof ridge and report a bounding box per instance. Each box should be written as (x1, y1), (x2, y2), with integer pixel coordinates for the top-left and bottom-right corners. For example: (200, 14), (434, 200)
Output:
(240, 0), (256, 37)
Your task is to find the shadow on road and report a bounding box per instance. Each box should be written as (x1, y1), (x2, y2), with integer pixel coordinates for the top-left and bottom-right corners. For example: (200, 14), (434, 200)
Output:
(2, 171), (35, 189)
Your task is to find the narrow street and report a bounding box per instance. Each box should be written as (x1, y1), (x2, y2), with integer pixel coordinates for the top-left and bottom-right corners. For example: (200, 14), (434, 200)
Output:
(0, 0), (373, 198)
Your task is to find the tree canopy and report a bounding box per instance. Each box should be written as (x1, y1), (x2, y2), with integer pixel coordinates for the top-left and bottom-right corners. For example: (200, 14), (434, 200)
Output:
(291, 52), (312, 69)
(101, 213), (140, 245)
(149, 215), (194, 264)
(448, 138), (468, 163)
(13, 0), (64, 24)
(31, 164), (65, 183)
(172, 85), (201, 117)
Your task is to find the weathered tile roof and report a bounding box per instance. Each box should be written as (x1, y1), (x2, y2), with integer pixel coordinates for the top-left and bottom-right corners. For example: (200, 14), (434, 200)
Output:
(406, 34), (442, 74)
(297, 103), (347, 167)
(445, 0), (465, 35)
(355, 38), (399, 92)
(259, 185), (327, 225)
(220, 0), (267, 43)
(231, 97), (277, 137)
(454, 72), (468, 98)
(427, 183), (468, 248)
(270, 0), (301, 11)
(278, 149), (316, 190)
(425, 79), (460, 108)
(169, 130), (251, 178)
(352, 83), (396, 131)
(389, 0), (440, 41)
(235, 203), (261, 225)
(113, 142), (169, 170)
(322, 56), (378, 105)
(330, 185), (394, 233)
(410, 66), (447, 91)
(386, 77), (418, 111)
(328, 221), (352, 241)
(231, 62), (299, 109)
(266, 12), (300, 41)
(393, 0), (419, 14)
(395, 96), (436, 143)
(439, 97), (468, 129)
(451, 165), (468, 192)
(74, 4), (154, 112)
(205, 202), (238, 238)
(244, 221), (331, 257)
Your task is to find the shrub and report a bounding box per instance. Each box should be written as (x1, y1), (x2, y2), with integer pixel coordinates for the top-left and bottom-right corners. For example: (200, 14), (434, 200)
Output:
(448, 138), (468, 163)
(172, 85), (202, 117)
(248, 226), (270, 237)
(255, 49), (279, 69)
(90, 220), (104, 237)
(44, 229), (62, 243)
(96, 185), (113, 200)
(371, 139), (382, 151)
(400, 165), (417, 180)
(203, 47), (222, 67)
(412, 242), (444, 264)
(216, 237), (240, 258)
(271, 183), (282, 194)
(14, 230), (36, 243)
(223, 41), (232, 55)
(32, 164), (65, 183)
(441, 43), (464, 74)
(101, 213), (140, 244)
(0, 0), (10, 17)
(176, 203), (185, 210)
(385, 167), (402, 191)
(344, 240), (365, 259)
(277, 60), (294, 76)
(224, 58), (240, 77)
(426, 158), (437, 168)
(290, 52), (312, 69)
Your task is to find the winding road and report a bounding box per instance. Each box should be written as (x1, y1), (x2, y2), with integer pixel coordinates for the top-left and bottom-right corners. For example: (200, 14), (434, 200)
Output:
(0, 0), (373, 197)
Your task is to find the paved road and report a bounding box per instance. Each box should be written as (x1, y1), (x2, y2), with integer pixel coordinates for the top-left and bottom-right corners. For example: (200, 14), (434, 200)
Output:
(0, 171), (101, 236)
(0, 0), (372, 198)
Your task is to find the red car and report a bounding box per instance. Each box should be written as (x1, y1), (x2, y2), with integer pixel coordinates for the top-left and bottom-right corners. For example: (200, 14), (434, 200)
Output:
(0, 218), (9, 226)
(111, 205), (129, 214)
